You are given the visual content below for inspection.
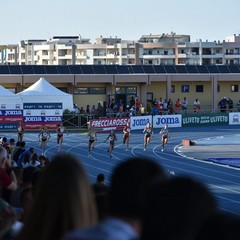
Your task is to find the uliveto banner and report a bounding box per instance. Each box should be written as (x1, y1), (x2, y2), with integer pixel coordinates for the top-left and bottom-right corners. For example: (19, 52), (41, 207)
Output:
(182, 113), (229, 126)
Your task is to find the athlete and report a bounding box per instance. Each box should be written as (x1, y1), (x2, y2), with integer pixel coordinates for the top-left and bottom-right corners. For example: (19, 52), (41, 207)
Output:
(159, 124), (171, 152)
(143, 122), (153, 151)
(104, 129), (117, 158)
(56, 123), (66, 151)
(38, 125), (51, 155)
(17, 121), (24, 142)
(88, 127), (97, 156)
(122, 122), (131, 151)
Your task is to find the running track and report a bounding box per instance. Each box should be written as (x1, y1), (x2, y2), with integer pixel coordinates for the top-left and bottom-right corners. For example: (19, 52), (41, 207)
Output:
(3, 125), (240, 216)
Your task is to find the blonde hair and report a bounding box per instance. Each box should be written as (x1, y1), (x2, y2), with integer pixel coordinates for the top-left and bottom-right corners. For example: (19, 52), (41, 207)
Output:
(17, 153), (97, 240)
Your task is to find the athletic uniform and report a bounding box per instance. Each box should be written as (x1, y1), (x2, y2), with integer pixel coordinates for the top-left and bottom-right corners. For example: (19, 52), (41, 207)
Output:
(17, 125), (24, 141)
(57, 126), (65, 144)
(160, 128), (170, 139)
(88, 131), (97, 143)
(123, 125), (131, 144)
(144, 127), (152, 139)
(160, 126), (170, 152)
(39, 130), (51, 142)
(108, 133), (117, 146)
(143, 126), (153, 151)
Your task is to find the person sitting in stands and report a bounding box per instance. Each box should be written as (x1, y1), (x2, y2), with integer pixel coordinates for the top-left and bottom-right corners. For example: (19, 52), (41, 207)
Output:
(62, 157), (167, 240)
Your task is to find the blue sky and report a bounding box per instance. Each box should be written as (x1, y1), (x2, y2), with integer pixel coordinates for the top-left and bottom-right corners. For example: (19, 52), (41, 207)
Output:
(1, 0), (239, 44)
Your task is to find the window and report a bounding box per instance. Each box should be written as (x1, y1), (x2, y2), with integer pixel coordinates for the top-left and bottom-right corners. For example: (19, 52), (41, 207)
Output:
(126, 87), (137, 94)
(196, 85), (204, 92)
(217, 85), (220, 93)
(89, 87), (106, 94)
(171, 85), (175, 93)
(231, 85), (239, 92)
(74, 87), (88, 94)
(73, 87), (106, 95)
(181, 85), (189, 93)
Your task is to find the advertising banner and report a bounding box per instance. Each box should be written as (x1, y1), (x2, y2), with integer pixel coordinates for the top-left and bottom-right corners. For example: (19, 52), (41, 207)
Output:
(229, 112), (240, 125)
(89, 117), (130, 131)
(23, 103), (63, 130)
(182, 113), (229, 127)
(0, 110), (23, 130)
(153, 114), (182, 128)
(130, 115), (152, 130)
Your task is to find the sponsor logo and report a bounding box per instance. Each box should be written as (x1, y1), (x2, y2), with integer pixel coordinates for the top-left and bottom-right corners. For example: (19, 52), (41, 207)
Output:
(91, 118), (129, 128)
(155, 116), (180, 125)
(25, 117), (43, 122)
(132, 118), (149, 127)
(44, 116), (62, 122)
(232, 114), (239, 124)
(4, 110), (23, 116)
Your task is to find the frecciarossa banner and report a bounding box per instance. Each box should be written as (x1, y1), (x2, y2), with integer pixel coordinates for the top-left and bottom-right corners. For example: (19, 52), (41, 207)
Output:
(89, 117), (130, 130)
(0, 110), (23, 130)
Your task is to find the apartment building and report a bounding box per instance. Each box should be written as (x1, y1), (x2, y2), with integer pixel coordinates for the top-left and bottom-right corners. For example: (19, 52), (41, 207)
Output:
(2, 33), (240, 66)
(1, 34), (240, 113)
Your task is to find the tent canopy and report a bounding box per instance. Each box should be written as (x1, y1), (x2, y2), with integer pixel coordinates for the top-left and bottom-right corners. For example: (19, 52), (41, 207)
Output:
(17, 78), (73, 110)
(0, 85), (22, 109)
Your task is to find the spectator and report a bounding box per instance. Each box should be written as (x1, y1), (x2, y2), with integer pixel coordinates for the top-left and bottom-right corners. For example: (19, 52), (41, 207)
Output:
(29, 153), (40, 168)
(0, 146), (17, 192)
(151, 104), (159, 115)
(162, 99), (168, 115)
(10, 166), (35, 209)
(130, 97), (135, 109)
(92, 173), (109, 221)
(18, 147), (34, 168)
(141, 176), (218, 240)
(9, 138), (15, 157)
(196, 212), (240, 240)
(95, 173), (105, 186)
(62, 157), (167, 240)
(86, 105), (90, 114)
(228, 97), (233, 112)
(12, 142), (26, 164)
(175, 98), (181, 114)
(16, 153), (97, 240)
(80, 107), (86, 114)
(167, 98), (174, 114)
(157, 97), (163, 115)
(218, 97), (227, 112)
(140, 103), (145, 115)
(146, 100), (152, 114)
(194, 98), (201, 113)
(237, 99), (240, 112)
(91, 105), (96, 114)
(73, 104), (79, 114)
(135, 98), (141, 115)
(181, 97), (188, 114)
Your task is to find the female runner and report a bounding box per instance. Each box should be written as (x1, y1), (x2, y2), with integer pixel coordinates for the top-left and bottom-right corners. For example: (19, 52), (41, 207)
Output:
(159, 124), (171, 152)
(38, 125), (51, 155)
(123, 122), (131, 151)
(17, 121), (24, 142)
(57, 123), (66, 151)
(104, 129), (117, 158)
(143, 122), (153, 151)
(88, 127), (97, 156)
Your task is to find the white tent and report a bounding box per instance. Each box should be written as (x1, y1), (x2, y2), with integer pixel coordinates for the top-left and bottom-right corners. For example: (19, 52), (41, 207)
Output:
(17, 78), (73, 111)
(0, 85), (23, 109)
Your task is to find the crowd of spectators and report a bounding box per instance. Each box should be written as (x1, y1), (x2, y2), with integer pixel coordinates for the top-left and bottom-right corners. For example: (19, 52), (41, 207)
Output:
(72, 96), (240, 120)
(1, 140), (240, 240)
